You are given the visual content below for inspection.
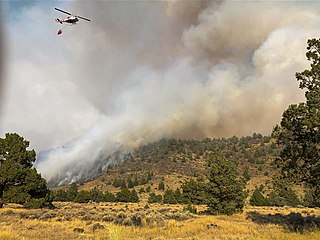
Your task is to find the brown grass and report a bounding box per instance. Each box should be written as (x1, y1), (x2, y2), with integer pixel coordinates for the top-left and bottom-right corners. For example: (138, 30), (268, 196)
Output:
(1, 203), (320, 240)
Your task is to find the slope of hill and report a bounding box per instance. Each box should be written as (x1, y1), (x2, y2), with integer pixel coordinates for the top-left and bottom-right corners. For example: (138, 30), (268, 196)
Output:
(76, 134), (281, 197)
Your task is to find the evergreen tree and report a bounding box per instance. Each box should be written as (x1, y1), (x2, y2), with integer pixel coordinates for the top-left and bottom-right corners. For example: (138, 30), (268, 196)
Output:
(0, 133), (52, 208)
(158, 180), (165, 191)
(116, 187), (139, 202)
(103, 191), (116, 202)
(140, 176), (147, 185)
(74, 190), (91, 203)
(181, 179), (207, 204)
(90, 187), (105, 202)
(127, 178), (134, 188)
(130, 189), (139, 203)
(116, 187), (131, 202)
(148, 192), (163, 203)
(268, 179), (301, 207)
(303, 184), (320, 207)
(133, 175), (139, 186)
(250, 187), (269, 206)
(206, 149), (246, 215)
(243, 167), (251, 181)
(66, 183), (78, 201)
(52, 189), (67, 202)
(174, 188), (182, 203)
(112, 178), (121, 187)
(272, 39), (320, 206)
(120, 179), (127, 188)
(163, 189), (177, 204)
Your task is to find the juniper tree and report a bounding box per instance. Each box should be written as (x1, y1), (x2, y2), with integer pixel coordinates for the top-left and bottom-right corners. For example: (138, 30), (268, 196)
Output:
(163, 189), (177, 204)
(181, 179), (207, 204)
(272, 39), (320, 205)
(0, 133), (52, 208)
(66, 183), (78, 201)
(206, 149), (246, 215)
(158, 180), (165, 191)
(250, 187), (269, 206)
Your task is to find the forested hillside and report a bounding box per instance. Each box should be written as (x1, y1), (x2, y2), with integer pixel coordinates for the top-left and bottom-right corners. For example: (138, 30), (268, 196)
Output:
(77, 133), (281, 197)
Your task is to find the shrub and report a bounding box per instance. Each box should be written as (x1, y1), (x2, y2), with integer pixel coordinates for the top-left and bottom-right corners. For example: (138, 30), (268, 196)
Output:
(183, 203), (197, 214)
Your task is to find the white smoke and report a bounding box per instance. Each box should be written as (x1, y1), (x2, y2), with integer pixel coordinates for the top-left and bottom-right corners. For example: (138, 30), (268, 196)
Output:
(1, 1), (320, 185)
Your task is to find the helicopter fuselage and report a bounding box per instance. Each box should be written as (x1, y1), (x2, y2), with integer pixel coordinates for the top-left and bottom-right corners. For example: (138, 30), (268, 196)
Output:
(64, 16), (79, 24)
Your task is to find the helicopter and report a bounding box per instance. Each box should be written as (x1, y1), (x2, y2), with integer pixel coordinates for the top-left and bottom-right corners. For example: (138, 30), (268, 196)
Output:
(54, 8), (91, 35)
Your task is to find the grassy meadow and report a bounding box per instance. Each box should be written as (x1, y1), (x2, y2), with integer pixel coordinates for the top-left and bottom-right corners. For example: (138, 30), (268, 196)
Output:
(1, 202), (320, 240)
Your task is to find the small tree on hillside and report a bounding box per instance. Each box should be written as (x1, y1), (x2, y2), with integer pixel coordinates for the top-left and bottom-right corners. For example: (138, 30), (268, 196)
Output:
(90, 187), (105, 202)
(163, 189), (178, 204)
(74, 190), (91, 203)
(206, 149), (246, 215)
(158, 180), (165, 191)
(267, 178), (301, 207)
(148, 192), (162, 203)
(53, 189), (67, 202)
(250, 187), (269, 206)
(66, 183), (78, 201)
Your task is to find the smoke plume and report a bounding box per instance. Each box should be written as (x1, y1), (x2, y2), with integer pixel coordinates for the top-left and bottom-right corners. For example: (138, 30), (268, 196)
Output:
(1, 1), (320, 185)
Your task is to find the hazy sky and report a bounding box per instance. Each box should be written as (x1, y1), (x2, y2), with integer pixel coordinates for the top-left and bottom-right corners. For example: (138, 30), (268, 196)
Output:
(1, 1), (320, 184)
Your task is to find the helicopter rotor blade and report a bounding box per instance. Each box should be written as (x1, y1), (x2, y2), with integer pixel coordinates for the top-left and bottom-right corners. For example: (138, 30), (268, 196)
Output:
(76, 15), (91, 22)
(55, 8), (72, 16)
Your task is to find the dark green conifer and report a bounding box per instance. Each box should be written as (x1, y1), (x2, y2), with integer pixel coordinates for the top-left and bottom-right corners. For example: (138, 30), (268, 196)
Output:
(0, 133), (52, 208)
(206, 149), (246, 215)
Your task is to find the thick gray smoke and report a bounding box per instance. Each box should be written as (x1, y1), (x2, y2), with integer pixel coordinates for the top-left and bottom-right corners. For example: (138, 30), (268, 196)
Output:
(2, 1), (320, 185)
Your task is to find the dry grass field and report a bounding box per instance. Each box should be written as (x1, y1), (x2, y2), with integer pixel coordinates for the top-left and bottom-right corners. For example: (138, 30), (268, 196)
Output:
(1, 203), (320, 240)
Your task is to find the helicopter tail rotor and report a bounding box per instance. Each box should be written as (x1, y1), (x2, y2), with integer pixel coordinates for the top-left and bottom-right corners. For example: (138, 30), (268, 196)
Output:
(55, 18), (63, 24)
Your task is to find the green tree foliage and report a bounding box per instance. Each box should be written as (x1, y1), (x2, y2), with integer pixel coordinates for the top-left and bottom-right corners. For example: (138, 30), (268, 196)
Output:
(272, 39), (320, 206)
(52, 189), (67, 202)
(112, 178), (126, 188)
(116, 187), (139, 203)
(303, 184), (320, 207)
(268, 179), (301, 207)
(139, 187), (145, 193)
(206, 149), (246, 215)
(147, 171), (153, 181)
(130, 189), (139, 203)
(89, 187), (105, 202)
(104, 191), (116, 202)
(163, 189), (178, 204)
(181, 179), (207, 204)
(148, 192), (163, 203)
(74, 190), (91, 203)
(0, 133), (52, 208)
(53, 186), (117, 203)
(250, 187), (269, 206)
(127, 178), (134, 188)
(158, 180), (165, 191)
(66, 183), (78, 201)
(243, 167), (251, 181)
(174, 188), (182, 203)
(133, 175), (139, 186)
